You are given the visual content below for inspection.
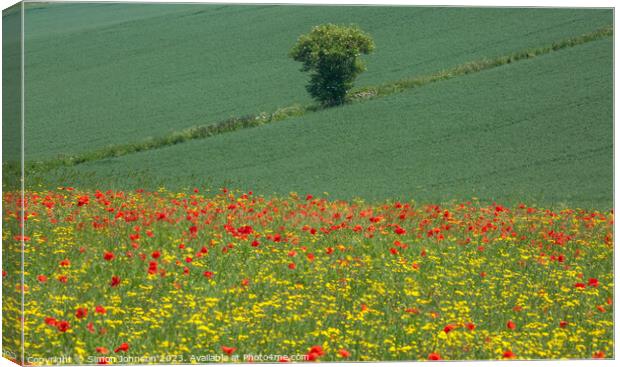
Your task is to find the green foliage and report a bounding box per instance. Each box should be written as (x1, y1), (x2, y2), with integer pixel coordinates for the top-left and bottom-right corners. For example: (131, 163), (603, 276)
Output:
(290, 24), (375, 106)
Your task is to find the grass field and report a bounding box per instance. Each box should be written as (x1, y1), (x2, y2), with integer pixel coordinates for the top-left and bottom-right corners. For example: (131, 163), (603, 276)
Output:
(22, 3), (612, 159)
(42, 36), (613, 208)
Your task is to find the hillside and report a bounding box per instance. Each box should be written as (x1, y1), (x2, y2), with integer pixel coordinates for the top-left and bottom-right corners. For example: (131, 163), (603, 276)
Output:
(43, 36), (613, 207)
(23, 3), (612, 160)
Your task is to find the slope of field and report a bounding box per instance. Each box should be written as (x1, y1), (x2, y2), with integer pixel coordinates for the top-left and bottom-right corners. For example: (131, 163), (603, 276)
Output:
(45, 37), (613, 208)
(23, 4), (612, 159)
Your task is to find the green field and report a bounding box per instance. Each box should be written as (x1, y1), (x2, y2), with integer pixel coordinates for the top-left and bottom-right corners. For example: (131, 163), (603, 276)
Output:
(41, 36), (613, 207)
(23, 3), (612, 160)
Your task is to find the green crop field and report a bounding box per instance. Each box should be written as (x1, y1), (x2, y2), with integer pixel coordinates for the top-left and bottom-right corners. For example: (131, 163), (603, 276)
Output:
(40, 35), (613, 208)
(22, 3), (611, 160)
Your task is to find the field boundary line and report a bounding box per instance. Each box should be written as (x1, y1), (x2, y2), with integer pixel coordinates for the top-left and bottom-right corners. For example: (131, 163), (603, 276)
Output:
(13, 24), (612, 174)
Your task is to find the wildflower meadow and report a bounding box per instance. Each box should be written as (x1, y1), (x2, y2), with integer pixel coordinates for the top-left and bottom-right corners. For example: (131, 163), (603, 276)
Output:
(2, 188), (613, 363)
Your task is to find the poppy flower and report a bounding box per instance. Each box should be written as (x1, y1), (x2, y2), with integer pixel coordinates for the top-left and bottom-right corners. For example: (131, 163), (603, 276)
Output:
(559, 321), (568, 328)
(251, 240), (260, 247)
(502, 350), (516, 359)
(427, 353), (441, 360)
(103, 251), (115, 261)
(37, 275), (47, 283)
(44, 317), (57, 326)
(77, 195), (89, 206)
(56, 320), (70, 332)
(58, 275), (68, 283)
(95, 306), (106, 314)
(204, 271), (214, 279)
(151, 251), (161, 259)
(59, 259), (70, 267)
(288, 262), (296, 270)
(588, 278), (599, 287)
(96, 347), (109, 354)
(306, 345), (324, 361)
(593, 351), (605, 359)
(574, 282), (586, 289)
(338, 349), (350, 358)
(221, 346), (237, 356)
(507, 320), (516, 330)
(114, 343), (129, 353)
(75, 308), (88, 319)
(443, 324), (457, 333)
(465, 322), (476, 330)
(110, 276), (121, 287)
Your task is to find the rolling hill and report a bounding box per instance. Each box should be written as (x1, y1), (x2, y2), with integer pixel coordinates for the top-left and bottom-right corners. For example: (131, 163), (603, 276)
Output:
(42, 35), (613, 207)
(23, 3), (612, 161)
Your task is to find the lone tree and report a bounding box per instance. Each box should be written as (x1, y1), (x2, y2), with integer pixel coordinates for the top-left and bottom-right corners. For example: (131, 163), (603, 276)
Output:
(290, 24), (375, 107)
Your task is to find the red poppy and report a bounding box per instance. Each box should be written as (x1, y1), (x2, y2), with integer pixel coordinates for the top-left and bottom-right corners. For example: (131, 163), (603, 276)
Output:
(221, 346), (237, 356)
(44, 317), (57, 326)
(110, 276), (121, 287)
(251, 240), (260, 247)
(96, 347), (109, 354)
(394, 226), (406, 235)
(507, 320), (516, 330)
(114, 343), (129, 353)
(559, 321), (568, 328)
(95, 306), (106, 314)
(75, 308), (88, 319)
(58, 275), (68, 283)
(593, 351), (605, 359)
(204, 271), (214, 279)
(56, 320), (70, 332)
(77, 195), (89, 206)
(288, 262), (296, 270)
(502, 350), (516, 359)
(465, 322), (476, 330)
(306, 345), (324, 361)
(37, 275), (47, 283)
(574, 282), (586, 289)
(427, 353), (441, 360)
(59, 259), (71, 267)
(151, 251), (161, 259)
(443, 324), (457, 333)
(588, 278), (599, 287)
(103, 251), (115, 261)
(338, 349), (350, 358)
